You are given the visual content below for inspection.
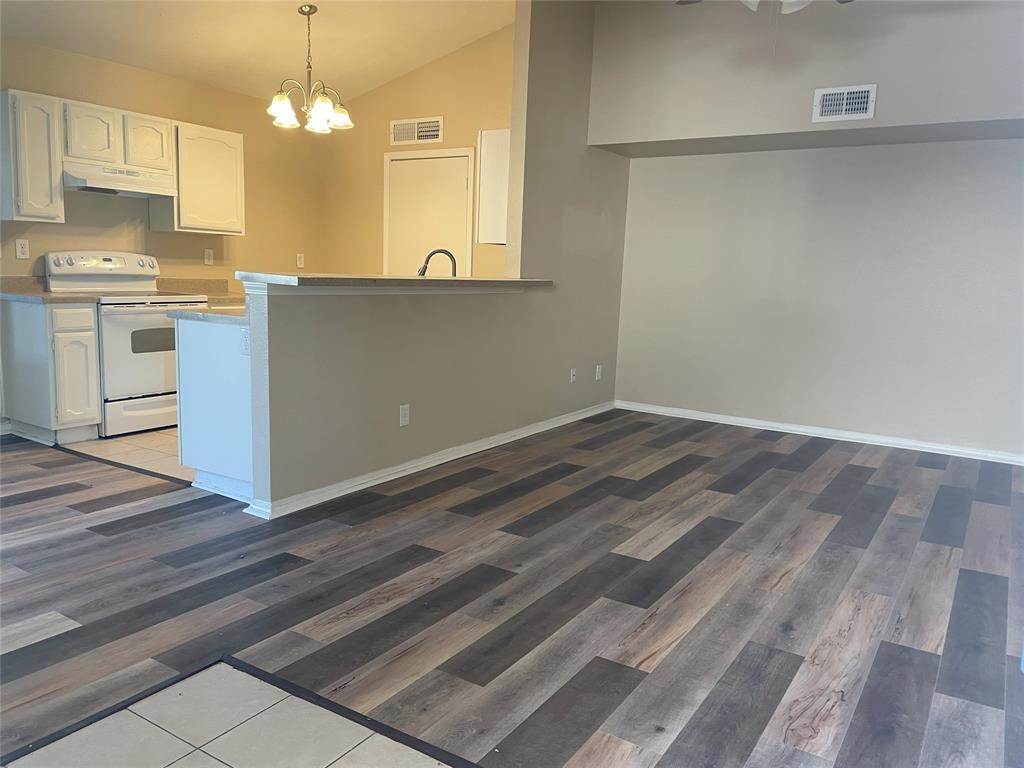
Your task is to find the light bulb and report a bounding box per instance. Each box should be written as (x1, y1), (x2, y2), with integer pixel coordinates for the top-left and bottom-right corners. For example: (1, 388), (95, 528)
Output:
(309, 94), (334, 122)
(329, 103), (354, 130)
(267, 92), (293, 118)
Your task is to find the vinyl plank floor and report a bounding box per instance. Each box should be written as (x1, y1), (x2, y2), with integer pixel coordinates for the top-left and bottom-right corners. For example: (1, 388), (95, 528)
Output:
(0, 422), (1017, 768)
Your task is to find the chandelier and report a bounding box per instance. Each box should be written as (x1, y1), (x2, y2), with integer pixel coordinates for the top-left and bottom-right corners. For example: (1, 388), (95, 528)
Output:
(266, 4), (353, 133)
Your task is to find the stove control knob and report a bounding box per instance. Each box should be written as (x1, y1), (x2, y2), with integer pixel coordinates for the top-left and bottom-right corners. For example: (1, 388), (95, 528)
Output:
(138, 258), (146, 267)
(66, 256), (75, 266)
(52, 256), (63, 267)
(148, 259), (156, 268)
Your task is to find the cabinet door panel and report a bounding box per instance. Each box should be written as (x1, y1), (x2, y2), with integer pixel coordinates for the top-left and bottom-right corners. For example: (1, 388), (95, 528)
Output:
(53, 331), (100, 425)
(177, 124), (244, 233)
(64, 102), (122, 163)
(12, 93), (64, 220)
(124, 114), (173, 170)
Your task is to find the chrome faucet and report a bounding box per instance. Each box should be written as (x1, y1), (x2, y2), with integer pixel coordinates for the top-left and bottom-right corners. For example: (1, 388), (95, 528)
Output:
(416, 249), (457, 277)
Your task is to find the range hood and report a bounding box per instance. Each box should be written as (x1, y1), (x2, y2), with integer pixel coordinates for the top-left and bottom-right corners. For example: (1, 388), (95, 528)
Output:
(63, 159), (177, 198)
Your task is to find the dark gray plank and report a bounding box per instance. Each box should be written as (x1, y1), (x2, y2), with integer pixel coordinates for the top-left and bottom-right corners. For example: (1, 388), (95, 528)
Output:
(655, 641), (803, 768)
(707, 451), (785, 495)
(154, 545), (440, 671)
(69, 481), (182, 513)
(976, 461), (1012, 506)
(1, 482), (90, 507)
(834, 641), (940, 768)
(440, 553), (640, 686)
(753, 541), (862, 655)
(370, 669), (481, 737)
(86, 494), (241, 537)
(754, 430), (787, 442)
(826, 484), (897, 549)
(336, 466), (497, 526)
(915, 452), (950, 470)
(499, 478), (625, 537)
(776, 437), (837, 472)
(809, 464), (875, 514)
(935, 568), (1008, 709)
(0, 552), (308, 683)
(278, 562), (515, 691)
(581, 408), (631, 424)
(920, 485), (973, 548)
(572, 421), (656, 450)
(613, 453), (713, 501)
(448, 463), (583, 517)
(645, 420), (716, 448)
(1008, 655), (1023, 768)
(479, 657), (646, 768)
(605, 516), (740, 608)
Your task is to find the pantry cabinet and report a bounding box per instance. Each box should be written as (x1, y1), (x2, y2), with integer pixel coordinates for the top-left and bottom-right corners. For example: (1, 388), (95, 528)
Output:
(0, 90), (65, 222)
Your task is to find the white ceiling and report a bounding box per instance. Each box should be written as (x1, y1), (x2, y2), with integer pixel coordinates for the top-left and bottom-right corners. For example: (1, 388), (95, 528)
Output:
(0, 1), (515, 101)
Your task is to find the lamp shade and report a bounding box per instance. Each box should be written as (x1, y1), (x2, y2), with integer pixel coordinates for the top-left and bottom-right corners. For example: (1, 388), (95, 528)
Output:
(304, 115), (332, 133)
(267, 92), (294, 118)
(309, 94), (334, 122)
(329, 103), (354, 130)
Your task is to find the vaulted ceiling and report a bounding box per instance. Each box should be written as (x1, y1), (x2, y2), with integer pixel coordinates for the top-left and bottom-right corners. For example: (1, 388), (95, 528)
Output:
(0, 1), (515, 101)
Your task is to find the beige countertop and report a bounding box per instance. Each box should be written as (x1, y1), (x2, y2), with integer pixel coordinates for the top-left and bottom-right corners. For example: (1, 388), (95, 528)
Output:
(168, 307), (248, 326)
(235, 272), (554, 292)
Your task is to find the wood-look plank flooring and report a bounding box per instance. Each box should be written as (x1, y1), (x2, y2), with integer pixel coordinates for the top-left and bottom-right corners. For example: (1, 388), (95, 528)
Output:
(0, 413), (1020, 768)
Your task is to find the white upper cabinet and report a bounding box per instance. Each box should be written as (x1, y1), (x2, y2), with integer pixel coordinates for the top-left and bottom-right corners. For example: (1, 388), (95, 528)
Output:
(123, 114), (173, 170)
(1, 90), (65, 222)
(171, 123), (245, 234)
(64, 101), (122, 163)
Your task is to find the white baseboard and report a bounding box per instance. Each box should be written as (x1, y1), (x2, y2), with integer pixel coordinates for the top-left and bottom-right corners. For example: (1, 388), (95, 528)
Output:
(615, 399), (1024, 466)
(191, 470), (256, 512)
(0, 418), (10, 436)
(247, 400), (616, 519)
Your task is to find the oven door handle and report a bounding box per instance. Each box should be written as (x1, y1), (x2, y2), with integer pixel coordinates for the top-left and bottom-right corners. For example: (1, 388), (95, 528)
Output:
(101, 303), (207, 315)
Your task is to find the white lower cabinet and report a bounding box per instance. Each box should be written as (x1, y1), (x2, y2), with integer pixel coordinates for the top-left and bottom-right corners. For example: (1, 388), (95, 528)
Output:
(0, 301), (101, 444)
(53, 331), (100, 425)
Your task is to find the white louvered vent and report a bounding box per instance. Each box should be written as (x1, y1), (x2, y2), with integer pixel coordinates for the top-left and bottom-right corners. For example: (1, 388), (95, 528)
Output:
(812, 85), (877, 123)
(390, 116), (444, 145)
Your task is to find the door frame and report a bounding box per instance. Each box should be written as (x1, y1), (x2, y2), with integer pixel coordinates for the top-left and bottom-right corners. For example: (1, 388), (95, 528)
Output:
(383, 147), (474, 277)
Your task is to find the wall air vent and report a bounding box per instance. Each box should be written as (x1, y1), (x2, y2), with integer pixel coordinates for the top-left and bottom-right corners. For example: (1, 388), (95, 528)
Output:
(390, 116), (444, 145)
(812, 84), (877, 123)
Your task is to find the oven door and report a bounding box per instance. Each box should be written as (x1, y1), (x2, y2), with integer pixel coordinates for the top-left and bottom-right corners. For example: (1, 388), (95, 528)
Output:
(99, 303), (204, 400)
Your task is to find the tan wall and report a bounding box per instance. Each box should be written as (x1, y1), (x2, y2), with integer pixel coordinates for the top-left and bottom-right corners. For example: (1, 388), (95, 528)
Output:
(262, 1), (630, 501)
(324, 26), (514, 277)
(589, 0), (1024, 145)
(0, 39), (329, 288)
(615, 140), (1024, 456)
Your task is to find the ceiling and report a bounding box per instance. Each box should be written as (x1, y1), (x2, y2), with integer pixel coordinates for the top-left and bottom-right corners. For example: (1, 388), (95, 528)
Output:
(0, 1), (516, 102)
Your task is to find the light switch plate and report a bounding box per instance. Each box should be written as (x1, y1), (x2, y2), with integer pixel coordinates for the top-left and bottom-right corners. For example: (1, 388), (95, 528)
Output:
(203, 248), (214, 266)
(15, 239), (30, 260)
(399, 403), (410, 427)
(296, 253), (305, 269)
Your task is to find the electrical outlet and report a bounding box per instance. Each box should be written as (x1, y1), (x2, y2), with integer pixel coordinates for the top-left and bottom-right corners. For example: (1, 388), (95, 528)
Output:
(595, 363), (603, 381)
(569, 368), (577, 384)
(15, 239), (30, 260)
(399, 403), (410, 427)
(203, 248), (214, 266)
(240, 328), (251, 356)
(296, 253), (305, 269)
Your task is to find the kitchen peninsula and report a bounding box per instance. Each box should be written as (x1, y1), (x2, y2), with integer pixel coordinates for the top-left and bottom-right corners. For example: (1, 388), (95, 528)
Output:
(174, 272), (554, 518)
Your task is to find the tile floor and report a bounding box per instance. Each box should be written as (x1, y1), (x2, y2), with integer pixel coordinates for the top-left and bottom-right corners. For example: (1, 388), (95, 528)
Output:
(9, 664), (450, 768)
(71, 427), (194, 482)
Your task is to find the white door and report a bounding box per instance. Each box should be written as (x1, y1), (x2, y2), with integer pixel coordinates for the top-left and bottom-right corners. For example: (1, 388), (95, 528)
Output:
(11, 92), (64, 221)
(53, 331), (100, 425)
(176, 124), (245, 233)
(124, 114), (173, 170)
(64, 101), (122, 163)
(386, 154), (471, 277)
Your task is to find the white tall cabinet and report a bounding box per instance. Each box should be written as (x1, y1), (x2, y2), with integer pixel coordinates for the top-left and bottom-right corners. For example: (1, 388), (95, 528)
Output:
(0, 90), (65, 222)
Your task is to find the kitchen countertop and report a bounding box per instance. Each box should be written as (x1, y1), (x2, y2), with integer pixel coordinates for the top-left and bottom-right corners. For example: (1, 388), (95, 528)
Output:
(168, 307), (248, 326)
(0, 282), (245, 307)
(235, 272), (554, 293)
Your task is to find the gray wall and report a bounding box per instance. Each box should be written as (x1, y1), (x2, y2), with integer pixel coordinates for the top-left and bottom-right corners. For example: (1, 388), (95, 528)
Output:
(589, 0), (1024, 145)
(615, 139), (1024, 456)
(263, 1), (630, 501)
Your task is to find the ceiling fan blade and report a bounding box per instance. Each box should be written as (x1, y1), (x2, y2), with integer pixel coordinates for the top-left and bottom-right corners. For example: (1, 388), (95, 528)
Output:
(738, 0), (760, 10)
(674, 0), (704, 5)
